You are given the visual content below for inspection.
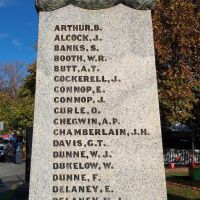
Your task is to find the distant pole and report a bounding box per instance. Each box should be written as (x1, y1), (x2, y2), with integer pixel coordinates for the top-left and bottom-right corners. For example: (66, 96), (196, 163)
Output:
(0, 122), (4, 131)
(192, 134), (195, 166)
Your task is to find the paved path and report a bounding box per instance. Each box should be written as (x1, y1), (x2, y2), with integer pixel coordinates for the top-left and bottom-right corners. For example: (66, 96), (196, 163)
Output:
(0, 162), (25, 178)
(0, 162), (26, 199)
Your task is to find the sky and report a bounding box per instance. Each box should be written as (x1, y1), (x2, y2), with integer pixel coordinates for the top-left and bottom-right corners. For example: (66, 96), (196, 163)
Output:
(0, 0), (38, 65)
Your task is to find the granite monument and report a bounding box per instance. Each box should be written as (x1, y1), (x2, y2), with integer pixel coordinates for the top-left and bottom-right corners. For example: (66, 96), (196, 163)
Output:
(29, 1), (167, 200)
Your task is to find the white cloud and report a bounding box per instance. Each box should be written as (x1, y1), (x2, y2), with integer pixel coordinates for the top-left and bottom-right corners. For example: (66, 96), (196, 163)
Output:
(0, 0), (14, 7)
(0, 33), (9, 38)
(12, 39), (22, 47)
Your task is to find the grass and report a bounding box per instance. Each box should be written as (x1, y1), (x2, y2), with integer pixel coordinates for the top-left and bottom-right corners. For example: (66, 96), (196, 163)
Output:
(166, 170), (188, 178)
(166, 167), (200, 200)
(167, 184), (200, 200)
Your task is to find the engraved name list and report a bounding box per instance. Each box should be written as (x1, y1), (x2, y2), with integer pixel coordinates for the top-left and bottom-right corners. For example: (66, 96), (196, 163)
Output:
(52, 24), (149, 200)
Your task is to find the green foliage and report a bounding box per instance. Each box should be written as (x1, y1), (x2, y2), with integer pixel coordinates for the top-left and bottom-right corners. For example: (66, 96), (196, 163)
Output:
(22, 62), (36, 96)
(0, 62), (35, 133)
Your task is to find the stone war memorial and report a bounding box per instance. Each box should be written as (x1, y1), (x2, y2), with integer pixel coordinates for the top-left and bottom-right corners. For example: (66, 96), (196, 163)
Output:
(29, 0), (167, 199)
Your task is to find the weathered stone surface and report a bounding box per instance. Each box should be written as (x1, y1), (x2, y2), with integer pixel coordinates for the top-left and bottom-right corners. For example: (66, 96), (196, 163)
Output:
(36, 0), (155, 11)
(29, 4), (166, 200)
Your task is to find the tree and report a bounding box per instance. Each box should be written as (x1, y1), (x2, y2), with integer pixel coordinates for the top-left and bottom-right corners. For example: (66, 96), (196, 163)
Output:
(0, 63), (24, 99)
(0, 62), (35, 133)
(21, 62), (36, 96)
(152, 0), (200, 128)
(17, 62), (36, 129)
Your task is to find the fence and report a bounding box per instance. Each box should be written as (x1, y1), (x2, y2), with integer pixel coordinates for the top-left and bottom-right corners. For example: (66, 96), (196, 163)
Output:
(163, 148), (200, 165)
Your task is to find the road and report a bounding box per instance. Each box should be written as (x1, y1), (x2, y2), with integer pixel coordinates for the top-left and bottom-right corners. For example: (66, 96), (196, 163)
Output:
(0, 162), (25, 178)
(0, 162), (25, 193)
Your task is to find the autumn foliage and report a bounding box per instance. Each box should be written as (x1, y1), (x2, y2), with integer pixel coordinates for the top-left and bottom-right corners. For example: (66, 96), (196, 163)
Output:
(153, 0), (200, 126)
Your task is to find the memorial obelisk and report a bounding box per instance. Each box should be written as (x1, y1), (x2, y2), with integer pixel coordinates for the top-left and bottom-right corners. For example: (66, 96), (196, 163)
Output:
(29, 1), (167, 199)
